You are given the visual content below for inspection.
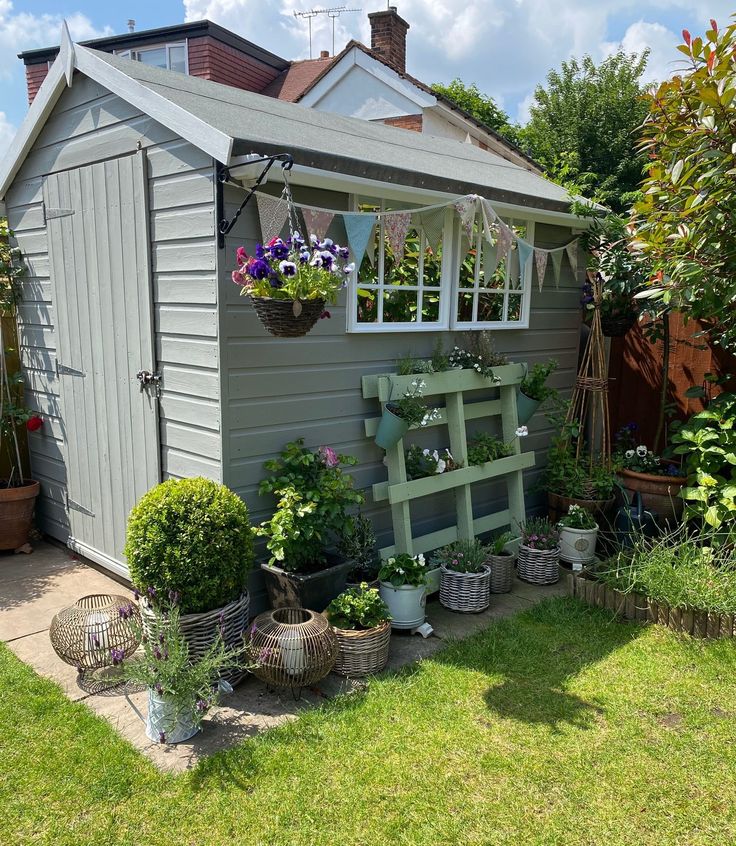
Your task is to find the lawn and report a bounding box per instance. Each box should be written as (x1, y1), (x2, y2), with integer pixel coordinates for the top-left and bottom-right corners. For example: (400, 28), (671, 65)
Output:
(3, 597), (736, 846)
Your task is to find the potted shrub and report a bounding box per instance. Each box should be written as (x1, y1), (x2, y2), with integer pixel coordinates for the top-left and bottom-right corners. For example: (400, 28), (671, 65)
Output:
(516, 517), (561, 585)
(0, 221), (41, 552)
(375, 378), (440, 450)
(121, 601), (250, 744)
(325, 583), (392, 676)
(378, 552), (428, 629)
(340, 512), (380, 587)
(434, 539), (492, 613)
(125, 478), (254, 682)
(257, 440), (364, 610)
(517, 359), (558, 425)
(487, 530), (517, 594)
(231, 234), (354, 338)
(557, 504), (599, 570)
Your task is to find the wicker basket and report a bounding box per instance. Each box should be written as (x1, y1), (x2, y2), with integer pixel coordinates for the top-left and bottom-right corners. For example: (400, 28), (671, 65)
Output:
(141, 593), (250, 685)
(439, 564), (491, 613)
(516, 545), (561, 585)
(488, 553), (514, 594)
(331, 620), (391, 677)
(251, 297), (325, 337)
(601, 312), (637, 337)
(248, 607), (337, 692)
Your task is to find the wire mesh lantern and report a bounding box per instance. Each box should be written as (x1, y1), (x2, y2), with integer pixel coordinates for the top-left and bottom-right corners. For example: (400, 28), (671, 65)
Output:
(49, 594), (140, 677)
(248, 607), (338, 694)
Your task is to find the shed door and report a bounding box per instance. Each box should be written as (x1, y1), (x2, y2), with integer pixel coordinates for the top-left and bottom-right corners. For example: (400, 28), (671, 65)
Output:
(43, 152), (160, 577)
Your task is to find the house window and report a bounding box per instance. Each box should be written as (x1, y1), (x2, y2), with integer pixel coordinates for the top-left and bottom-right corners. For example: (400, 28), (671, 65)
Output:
(116, 42), (188, 74)
(347, 199), (533, 333)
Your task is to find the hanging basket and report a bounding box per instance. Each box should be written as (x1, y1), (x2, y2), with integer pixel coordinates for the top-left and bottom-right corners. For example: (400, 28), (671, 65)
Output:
(516, 544), (560, 585)
(439, 564), (491, 613)
(251, 297), (325, 338)
(601, 311), (638, 337)
(331, 620), (391, 677)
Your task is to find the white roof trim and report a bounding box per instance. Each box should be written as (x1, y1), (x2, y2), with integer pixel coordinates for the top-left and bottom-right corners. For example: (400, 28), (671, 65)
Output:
(0, 26), (235, 201)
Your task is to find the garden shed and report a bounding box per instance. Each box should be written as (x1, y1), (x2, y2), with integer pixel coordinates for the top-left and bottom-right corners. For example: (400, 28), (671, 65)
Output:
(0, 30), (590, 611)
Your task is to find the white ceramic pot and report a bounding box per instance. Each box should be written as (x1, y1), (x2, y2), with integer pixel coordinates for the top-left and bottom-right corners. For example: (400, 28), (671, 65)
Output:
(145, 690), (199, 744)
(379, 582), (426, 629)
(559, 525), (599, 568)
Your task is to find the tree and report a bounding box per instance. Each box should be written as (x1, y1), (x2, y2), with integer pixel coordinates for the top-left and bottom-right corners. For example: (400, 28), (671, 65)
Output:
(431, 79), (520, 144)
(632, 20), (736, 350)
(520, 52), (651, 211)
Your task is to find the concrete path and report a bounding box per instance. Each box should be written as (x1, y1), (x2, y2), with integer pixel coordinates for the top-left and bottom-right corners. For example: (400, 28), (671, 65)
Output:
(1, 540), (566, 772)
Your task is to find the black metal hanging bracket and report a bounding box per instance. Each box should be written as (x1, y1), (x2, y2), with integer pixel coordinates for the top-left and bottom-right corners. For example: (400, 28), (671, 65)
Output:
(216, 153), (294, 249)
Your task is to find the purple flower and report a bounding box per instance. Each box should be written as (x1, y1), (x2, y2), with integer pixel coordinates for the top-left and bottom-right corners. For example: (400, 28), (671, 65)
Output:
(278, 260), (297, 277)
(147, 586), (157, 599)
(196, 698), (209, 713)
(248, 258), (271, 280)
(153, 645), (162, 660)
(110, 648), (125, 666)
(298, 250), (310, 264)
(338, 246), (350, 260)
(158, 731), (167, 744)
(258, 646), (273, 663)
(269, 239), (289, 260)
(255, 244), (266, 259)
(155, 681), (163, 694)
(133, 587), (141, 601)
(318, 446), (339, 468)
(319, 250), (334, 270)
(168, 589), (180, 606)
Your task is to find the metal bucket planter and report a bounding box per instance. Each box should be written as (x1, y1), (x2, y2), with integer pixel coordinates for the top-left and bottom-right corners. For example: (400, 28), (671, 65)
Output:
(0, 479), (40, 551)
(145, 690), (199, 744)
(331, 620), (392, 677)
(251, 297), (325, 338)
(517, 544), (561, 585)
(375, 404), (409, 449)
(439, 564), (491, 613)
(516, 390), (540, 426)
(488, 552), (514, 593)
(379, 582), (426, 629)
(558, 526), (598, 569)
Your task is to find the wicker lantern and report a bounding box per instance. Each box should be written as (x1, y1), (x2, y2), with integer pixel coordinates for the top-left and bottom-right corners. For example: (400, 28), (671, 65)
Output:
(248, 607), (337, 693)
(49, 594), (140, 676)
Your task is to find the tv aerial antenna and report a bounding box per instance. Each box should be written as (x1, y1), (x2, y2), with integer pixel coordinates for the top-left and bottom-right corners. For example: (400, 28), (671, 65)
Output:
(293, 6), (362, 58)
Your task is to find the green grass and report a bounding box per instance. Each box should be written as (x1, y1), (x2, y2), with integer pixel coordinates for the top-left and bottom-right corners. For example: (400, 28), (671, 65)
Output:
(3, 597), (736, 845)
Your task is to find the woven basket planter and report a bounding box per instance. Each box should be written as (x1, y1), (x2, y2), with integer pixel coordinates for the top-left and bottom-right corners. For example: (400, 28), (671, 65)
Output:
(141, 593), (250, 685)
(601, 312), (638, 337)
(517, 544), (560, 585)
(488, 553), (514, 593)
(251, 297), (325, 338)
(331, 620), (391, 677)
(439, 564), (491, 613)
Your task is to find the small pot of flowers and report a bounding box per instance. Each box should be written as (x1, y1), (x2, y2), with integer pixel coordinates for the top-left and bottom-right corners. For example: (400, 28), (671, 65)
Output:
(405, 445), (458, 480)
(378, 553), (428, 629)
(340, 512), (380, 587)
(517, 517), (561, 585)
(557, 505), (598, 570)
(375, 379), (440, 450)
(232, 235), (354, 338)
(434, 539), (492, 613)
(325, 584), (392, 676)
(517, 359), (558, 425)
(487, 530), (517, 594)
(121, 601), (252, 745)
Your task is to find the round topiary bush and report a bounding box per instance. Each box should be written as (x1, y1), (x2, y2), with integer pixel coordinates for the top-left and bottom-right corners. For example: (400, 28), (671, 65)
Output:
(125, 478), (254, 614)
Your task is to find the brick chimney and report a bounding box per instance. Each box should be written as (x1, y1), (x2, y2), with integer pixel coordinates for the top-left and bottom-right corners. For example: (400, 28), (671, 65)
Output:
(368, 6), (409, 74)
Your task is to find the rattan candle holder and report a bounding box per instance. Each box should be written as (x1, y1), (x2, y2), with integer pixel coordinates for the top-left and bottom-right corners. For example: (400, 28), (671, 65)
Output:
(248, 607), (337, 693)
(49, 594), (140, 677)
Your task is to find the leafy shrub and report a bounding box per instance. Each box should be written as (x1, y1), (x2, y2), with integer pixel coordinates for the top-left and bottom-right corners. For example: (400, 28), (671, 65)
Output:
(520, 359), (558, 402)
(257, 440), (363, 572)
(467, 432), (513, 466)
(378, 552), (428, 587)
(325, 584), (391, 630)
(125, 478), (253, 615)
(432, 538), (489, 573)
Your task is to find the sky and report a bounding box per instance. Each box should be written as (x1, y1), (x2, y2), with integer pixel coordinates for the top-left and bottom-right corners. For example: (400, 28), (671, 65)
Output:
(0, 0), (733, 149)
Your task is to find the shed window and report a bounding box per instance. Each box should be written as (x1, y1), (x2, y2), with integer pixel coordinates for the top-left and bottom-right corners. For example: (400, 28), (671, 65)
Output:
(347, 199), (533, 333)
(116, 42), (188, 74)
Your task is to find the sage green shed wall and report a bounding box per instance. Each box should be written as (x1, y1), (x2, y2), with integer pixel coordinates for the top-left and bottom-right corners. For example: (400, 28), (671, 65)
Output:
(5, 78), (222, 543)
(218, 184), (583, 611)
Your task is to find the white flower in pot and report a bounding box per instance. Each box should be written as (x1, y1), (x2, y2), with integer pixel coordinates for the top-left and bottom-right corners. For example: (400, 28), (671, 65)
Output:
(557, 504), (599, 570)
(378, 553), (428, 629)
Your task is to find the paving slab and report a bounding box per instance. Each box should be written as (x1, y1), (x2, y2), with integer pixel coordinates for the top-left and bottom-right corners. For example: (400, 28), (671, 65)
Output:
(1, 539), (566, 772)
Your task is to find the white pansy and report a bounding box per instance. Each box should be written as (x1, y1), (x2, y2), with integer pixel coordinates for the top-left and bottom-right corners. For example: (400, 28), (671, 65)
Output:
(625, 449), (635, 458)
(636, 445), (648, 457)
(436, 459), (447, 474)
(515, 425), (529, 437)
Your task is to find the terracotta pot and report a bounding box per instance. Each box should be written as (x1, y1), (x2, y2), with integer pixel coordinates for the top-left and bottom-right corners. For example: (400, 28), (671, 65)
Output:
(617, 468), (687, 524)
(547, 490), (615, 527)
(0, 480), (40, 550)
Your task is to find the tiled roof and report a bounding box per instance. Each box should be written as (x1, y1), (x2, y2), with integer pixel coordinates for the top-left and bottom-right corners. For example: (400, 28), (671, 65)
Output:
(261, 56), (336, 102)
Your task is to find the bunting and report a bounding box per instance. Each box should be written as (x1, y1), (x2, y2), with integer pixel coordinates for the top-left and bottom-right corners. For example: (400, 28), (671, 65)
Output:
(566, 241), (579, 278)
(384, 212), (412, 259)
(517, 239), (533, 278)
(480, 200), (497, 245)
(534, 248), (549, 292)
(550, 248), (564, 288)
(255, 193), (289, 243)
(495, 221), (513, 264)
(302, 208), (334, 242)
(417, 207), (446, 252)
(343, 213), (377, 269)
(454, 195), (478, 240)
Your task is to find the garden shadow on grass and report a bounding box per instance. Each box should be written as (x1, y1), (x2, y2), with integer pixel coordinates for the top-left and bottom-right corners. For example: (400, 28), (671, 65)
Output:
(432, 596), (644, 731)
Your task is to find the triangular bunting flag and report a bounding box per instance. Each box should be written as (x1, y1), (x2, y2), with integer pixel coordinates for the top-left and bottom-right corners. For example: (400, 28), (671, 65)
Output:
(418, 207), (446, 252)
(550, 248), (564, 288)
(255, 193), (288, 243)
(566, 241), (579, 278)
(454, 195), (478, 240)
(495, 222), (513, 264)
(517, 239), (534, 278)
(384, 212), (412, 258)
(534, 248), (549, 292)
(302, 208), (334, 242)
(482, 240), (499, 281)
(343, 213), (376, 269)
(480, 199), (497, 244)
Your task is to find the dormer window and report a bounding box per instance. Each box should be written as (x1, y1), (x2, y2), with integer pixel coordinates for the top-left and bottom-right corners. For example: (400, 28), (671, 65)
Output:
(116, 42), (188, 74)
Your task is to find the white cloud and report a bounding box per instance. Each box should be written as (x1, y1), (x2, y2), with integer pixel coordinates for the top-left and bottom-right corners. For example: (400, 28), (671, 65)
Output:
(602, 20), (683, 86)
(0, 110), (16, 147)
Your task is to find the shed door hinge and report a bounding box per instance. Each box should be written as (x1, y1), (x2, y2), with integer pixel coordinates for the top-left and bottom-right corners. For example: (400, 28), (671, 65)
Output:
(43, 203), (75, 223)
(55, 360), (85, 378)
(66, 495), (95, 517)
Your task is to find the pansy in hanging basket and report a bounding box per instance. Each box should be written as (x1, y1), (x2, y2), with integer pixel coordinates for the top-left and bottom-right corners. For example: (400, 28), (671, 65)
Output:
(232, 234), (354, 338)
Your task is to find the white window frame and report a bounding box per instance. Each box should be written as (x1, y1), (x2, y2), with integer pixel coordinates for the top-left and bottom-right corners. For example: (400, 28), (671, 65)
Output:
(114, 41), (189, 75)
(346, 197), (534, 333)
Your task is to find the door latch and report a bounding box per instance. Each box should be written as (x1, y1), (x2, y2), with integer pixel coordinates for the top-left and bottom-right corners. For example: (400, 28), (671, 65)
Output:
(136, 369), (162, 397)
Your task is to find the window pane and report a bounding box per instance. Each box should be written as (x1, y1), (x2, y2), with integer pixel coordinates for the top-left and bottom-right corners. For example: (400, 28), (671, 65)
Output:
(382, 290), (420, 323)
(422, 239), (443, 288)
(384, 227), (421, 286)
(138, 48), (167, 68)
(357, 289), (378, 323)
(169, 45), (187, 73)
(456, 291), (474, 322)
(421, 293), (441, 322)
(477, 292), (504, 322)
(507, 294), (523, 321)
